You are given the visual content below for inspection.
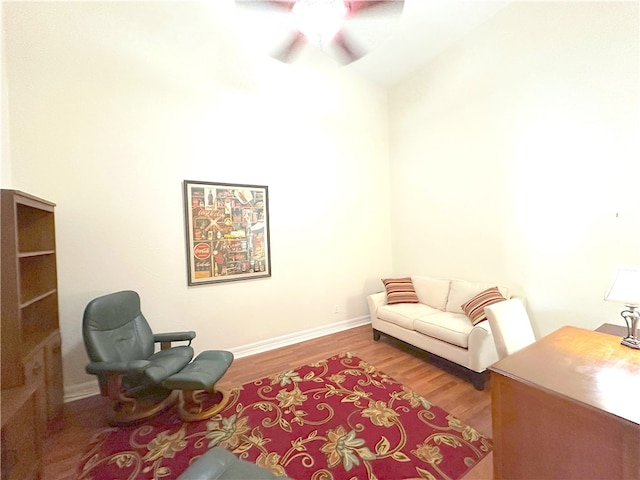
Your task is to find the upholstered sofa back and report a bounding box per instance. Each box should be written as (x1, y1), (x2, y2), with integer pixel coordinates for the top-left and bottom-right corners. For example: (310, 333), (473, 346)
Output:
(410, 276), (511, 314)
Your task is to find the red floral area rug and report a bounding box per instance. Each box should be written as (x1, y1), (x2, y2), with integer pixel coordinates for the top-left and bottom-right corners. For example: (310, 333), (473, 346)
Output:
(78, 352), (491, 480)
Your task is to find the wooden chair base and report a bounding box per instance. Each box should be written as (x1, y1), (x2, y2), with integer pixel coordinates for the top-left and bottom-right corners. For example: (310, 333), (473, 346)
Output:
(108, 389), (179, 426)
(178, 388), (230, 422)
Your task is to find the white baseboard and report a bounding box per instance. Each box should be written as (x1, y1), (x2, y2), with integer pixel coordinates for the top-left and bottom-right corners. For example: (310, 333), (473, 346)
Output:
(230, 315), (370, 359)
(65, 380), (101, 403)
(64, 316), (371, 403)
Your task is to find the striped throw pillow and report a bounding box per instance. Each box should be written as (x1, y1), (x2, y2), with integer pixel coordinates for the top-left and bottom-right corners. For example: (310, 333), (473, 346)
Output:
(461, 286), (506, 325)
(382, 277), (419, 305)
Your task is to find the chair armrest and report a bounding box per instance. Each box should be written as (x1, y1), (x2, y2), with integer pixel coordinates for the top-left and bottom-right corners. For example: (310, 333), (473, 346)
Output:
(154, 331), (196, 346)
(178, 447), (284, 480)
(86, 359), (150, 375)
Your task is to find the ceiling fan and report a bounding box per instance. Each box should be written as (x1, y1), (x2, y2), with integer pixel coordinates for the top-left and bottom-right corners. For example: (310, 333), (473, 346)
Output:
(235, 0), (405, 64)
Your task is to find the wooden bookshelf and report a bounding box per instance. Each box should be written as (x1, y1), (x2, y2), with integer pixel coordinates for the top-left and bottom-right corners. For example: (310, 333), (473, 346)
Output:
(1, 189), (64, 479)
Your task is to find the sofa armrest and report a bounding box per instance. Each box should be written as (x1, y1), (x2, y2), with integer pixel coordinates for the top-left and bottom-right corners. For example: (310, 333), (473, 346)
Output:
(367, 291), (387, 321)
(467, 322), (499, 372)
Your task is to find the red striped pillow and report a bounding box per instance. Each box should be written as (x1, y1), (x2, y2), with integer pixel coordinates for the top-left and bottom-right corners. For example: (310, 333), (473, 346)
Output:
(382, 277), (419, 305)
(461, 286), (506, 325)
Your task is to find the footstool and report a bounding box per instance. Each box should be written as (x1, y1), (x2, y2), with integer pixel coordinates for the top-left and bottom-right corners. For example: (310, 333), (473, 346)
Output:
(162, 350), (234, 422)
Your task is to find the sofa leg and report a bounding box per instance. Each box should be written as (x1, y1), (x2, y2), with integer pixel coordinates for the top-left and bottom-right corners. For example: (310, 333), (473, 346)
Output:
(471, 371), (487, 390)
(373, 329), (381, 341)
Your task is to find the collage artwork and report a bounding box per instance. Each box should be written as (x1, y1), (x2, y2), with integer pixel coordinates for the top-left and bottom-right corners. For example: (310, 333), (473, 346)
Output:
(184, 181), (270, 285)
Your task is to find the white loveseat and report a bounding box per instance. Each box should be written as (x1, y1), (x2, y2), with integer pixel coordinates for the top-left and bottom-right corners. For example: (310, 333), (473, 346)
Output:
(367, 276), (514, 390)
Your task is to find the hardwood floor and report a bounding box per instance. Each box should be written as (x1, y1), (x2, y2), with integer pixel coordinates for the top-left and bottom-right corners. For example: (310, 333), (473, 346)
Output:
(43, 324), (493, 479)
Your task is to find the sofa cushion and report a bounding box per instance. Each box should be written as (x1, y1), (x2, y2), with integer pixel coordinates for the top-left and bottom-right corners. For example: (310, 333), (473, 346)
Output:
(446, 279), (510, 314)
(413, 312), (473, 348)
(377, 303), (440, 330)
(411, 276), (450, 311)
(382, 277), (419, 305)
(461, 287), (507, 325)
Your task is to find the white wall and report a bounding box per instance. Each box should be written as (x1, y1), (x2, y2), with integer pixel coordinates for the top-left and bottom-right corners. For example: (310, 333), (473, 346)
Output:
(1, 7), (9, 187)
(389, 2), (640, 337)
(2, 1), (393, 394)
(5, 0), (639, 396)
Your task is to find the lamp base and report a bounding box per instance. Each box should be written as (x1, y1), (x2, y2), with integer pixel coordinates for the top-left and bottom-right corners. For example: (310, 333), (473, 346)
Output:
(621, 337), (640, 349)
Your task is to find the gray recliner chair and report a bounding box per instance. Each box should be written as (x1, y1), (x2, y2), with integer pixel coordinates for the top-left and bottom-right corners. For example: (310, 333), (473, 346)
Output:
(178, 448), (286, 480)
(83, 290), (196, 425)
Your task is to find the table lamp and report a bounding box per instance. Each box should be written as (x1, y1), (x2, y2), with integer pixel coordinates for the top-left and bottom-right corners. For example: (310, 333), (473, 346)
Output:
(605, 266), (640, 349)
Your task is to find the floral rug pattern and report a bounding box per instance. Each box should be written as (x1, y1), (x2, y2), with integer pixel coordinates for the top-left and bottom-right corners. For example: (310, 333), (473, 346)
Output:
(78, 352), (491, 480)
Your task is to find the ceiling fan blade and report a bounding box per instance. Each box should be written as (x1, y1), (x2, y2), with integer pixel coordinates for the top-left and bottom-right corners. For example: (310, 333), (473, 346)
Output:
(332, 31), (364, 64)
(237, 0), (404, 65)
(272, 31), (306, 63)
(235, 0), (295, 12)
(346, 0), (404, 17)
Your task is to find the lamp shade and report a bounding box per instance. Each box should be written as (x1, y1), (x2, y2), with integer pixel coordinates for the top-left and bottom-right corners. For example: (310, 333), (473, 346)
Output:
(605, 266), (640, 305)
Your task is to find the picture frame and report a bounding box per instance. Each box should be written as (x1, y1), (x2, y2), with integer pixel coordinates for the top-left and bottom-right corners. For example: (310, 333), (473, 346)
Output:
(183, 180), (271, 285)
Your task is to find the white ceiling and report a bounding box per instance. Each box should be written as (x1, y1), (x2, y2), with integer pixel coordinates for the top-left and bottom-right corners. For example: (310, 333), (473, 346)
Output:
(4, 0), (511, 89)
(232, 0), (511, 86)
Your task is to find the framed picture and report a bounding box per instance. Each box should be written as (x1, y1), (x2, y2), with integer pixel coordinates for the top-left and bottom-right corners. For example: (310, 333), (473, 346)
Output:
(183, 180), (271, 285)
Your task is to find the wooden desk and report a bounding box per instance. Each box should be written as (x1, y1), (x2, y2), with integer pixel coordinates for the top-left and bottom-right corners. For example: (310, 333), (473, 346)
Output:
(490, 325), (640, 479)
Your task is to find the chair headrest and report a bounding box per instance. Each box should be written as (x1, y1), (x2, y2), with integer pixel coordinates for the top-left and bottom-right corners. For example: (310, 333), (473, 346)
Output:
(83, 290), (142, 332)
